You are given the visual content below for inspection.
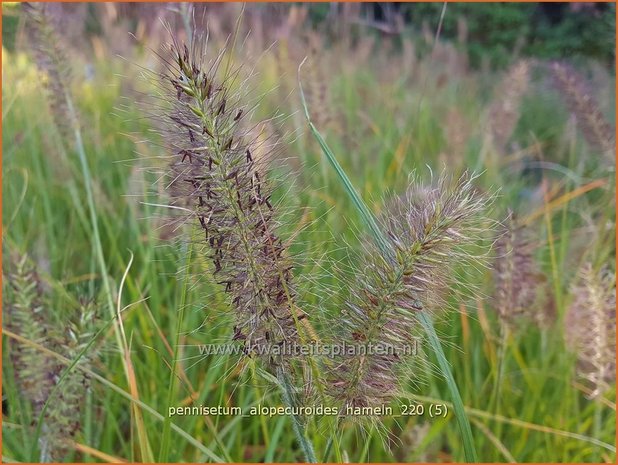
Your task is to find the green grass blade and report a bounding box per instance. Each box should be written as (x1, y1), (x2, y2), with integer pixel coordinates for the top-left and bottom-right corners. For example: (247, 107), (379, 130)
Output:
(277, 367), (317, 463)
(159, 229), (195, 462)
(418, 311), (478, 462)
(298, 62), (391, 258)
(298, 73), (478, 462)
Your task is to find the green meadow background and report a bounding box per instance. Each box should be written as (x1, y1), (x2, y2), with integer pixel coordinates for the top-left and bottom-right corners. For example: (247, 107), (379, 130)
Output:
(2, 3), (616, 463)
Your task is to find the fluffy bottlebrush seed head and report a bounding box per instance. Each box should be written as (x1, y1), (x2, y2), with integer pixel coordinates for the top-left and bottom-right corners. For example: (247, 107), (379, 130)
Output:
(549, 61), (616, 160)
(3, 251), (96, 461)
(441, 107), (470, 169)
(159, 38), (305, 368)
(303, 32), (336, 134)
(23, 2), (75, 144)
(43, 298), (98, 461)
(327, 173), (493, 419)
(492, 213), (551, 329)
(487, 59), (530, 153)
(3, 252), (58, 417)
(565, 263), (616, 399)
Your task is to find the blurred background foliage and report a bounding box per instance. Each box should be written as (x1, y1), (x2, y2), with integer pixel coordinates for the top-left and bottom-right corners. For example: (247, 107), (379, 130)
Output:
(3, 2), (616, 69)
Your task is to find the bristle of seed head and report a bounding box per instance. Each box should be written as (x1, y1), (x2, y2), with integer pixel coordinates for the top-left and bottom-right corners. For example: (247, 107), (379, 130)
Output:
(160, 38), (304, 369)
(549, 61), (616, 160)
(565, 263), (616, 399)
(327, 172), (493, 420)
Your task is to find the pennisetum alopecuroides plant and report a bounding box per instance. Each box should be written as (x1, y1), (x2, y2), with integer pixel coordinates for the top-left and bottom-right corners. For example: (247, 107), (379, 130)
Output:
(328, 173), (493, 419)
(487, 59), (530, 154)
(3, 250), (97, 462)
(3, 252), (56, 426)
(492, 212), (548, 330)
(22, 2), (75, 144)
(565, 262), (616, 400)
(154, 35), (316, 461)
(299, 65), (493, 461)
(549, 61), (616, 160)
(164, 41), (305, 365)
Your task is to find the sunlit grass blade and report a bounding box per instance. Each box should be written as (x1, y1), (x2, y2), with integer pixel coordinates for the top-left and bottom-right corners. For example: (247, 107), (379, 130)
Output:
(158, 232), (194, 462)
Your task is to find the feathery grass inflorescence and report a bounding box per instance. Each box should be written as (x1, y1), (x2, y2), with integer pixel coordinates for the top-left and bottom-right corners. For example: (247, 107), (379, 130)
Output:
(23, 2), (76, 143)
(3, 252), (96, 461)
(43, 298), (98, 461)
(492, 213), (549, 329)
(549, 61), (616, 159)
(156, 34), (319, 463)
(327, 173), (492, 419)
(565, 263), (616, 399)
(442, 107), (470, 168)
(487, 59), (530, 153)
(303, 32), (336, 134)
(23, 1), (118, 365)
(3, 252), (57, 420)
(160, 38), (306, 370)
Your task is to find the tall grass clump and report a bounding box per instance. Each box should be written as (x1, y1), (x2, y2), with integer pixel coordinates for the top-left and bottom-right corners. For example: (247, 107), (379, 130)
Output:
(3, 3), (615, 462)
(22, 8), (144, 444)
(22, 0), (118, 343)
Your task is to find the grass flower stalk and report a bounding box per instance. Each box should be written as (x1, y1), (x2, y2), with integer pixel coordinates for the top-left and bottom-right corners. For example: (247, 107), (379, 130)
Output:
(565, 263), (616, 400)
(3, 252), (56, 460)
(492, 213), (547, 328)
(3, 251), (97, 461)
(23, 4), (152, 459)
(156, 37), (316, 461)
(549, 61), (615, 159)
(329, 176), (491, 417)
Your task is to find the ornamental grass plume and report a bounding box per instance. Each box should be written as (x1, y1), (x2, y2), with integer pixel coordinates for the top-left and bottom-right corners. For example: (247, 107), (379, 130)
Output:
(303, 32), (335, 134)
(3, 251), (96, 462)
(327, 172), (493, 418)
(565, 263), (616, 399)
(154, 33), (319, 462)
(3, 252), (56, 421)
(158, 37), (308, 371)
(487, 59), (530, 153)
(549, 61), (616, 160)
(44, 299), (98, 461)
(492, 213), (550, 329)
(23, 2), (76, 143)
